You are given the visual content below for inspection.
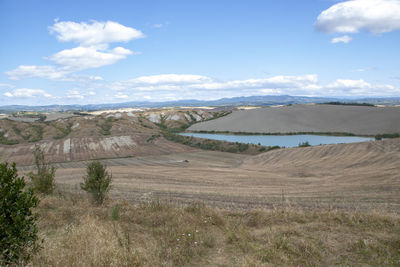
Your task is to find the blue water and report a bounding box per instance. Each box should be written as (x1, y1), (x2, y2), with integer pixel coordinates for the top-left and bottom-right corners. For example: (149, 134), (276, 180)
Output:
(179, 133), (374, 148)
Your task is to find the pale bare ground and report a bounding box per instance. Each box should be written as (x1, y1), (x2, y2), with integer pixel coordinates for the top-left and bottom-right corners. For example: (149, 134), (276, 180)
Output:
(23, 138), (400, 212)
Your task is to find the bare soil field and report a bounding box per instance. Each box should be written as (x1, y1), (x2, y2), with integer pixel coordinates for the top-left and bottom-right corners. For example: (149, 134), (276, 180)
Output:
(188, 104), (400, 135)
(21, 138), (400, 212)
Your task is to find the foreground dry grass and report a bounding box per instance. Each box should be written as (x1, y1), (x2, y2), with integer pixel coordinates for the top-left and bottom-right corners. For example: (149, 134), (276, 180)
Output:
(30, 193), (400, 266)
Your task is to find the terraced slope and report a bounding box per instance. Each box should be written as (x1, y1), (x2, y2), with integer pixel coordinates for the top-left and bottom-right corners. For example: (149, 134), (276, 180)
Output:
(188, 104), (400, 135)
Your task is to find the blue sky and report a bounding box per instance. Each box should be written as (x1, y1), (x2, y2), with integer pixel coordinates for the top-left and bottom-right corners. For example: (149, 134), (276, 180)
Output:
(1, 0), (400, 105)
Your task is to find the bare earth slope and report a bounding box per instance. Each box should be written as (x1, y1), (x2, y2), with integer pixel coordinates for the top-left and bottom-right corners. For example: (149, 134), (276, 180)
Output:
(40, 138), (400, 211)
(188, 104), (400, 135)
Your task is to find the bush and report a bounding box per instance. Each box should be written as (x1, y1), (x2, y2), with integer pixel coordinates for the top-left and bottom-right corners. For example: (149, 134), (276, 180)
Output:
(80, 161), (112, 205)
(28, 145), (56, 194)
(298, 141), (311, 147)
(0, 162), (40, 265)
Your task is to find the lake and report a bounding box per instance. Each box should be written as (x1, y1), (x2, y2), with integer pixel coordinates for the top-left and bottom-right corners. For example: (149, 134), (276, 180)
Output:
(179, 133), (374, 148)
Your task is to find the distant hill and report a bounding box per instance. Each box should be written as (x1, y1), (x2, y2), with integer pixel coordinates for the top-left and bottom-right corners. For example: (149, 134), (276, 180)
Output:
(1, 95), (400, 113)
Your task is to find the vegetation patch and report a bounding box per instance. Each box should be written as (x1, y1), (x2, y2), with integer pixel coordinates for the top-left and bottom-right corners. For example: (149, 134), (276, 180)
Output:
(321, 101), (375, 107)
(161, 130), (278, 154)
(146, 134), (161, 143)
(375, 133), (400, 140)
(298, 141), (311, 147)
(53, 122), (73, 139)
(190, 130), (360, 137)
(0, 131), (19, 145)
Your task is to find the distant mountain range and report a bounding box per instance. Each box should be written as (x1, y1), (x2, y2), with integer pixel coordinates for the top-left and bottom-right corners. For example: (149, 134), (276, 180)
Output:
(1, 95), (400, 113)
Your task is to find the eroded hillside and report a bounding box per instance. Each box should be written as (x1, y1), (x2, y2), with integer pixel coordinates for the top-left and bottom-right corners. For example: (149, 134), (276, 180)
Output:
(0, 109), (230, 165)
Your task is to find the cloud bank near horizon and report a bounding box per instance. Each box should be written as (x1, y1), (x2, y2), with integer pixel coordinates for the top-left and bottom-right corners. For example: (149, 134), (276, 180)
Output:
(3, 73), (399, 104)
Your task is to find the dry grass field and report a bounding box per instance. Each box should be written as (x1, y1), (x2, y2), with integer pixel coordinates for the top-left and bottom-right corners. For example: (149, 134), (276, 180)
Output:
(30, 194), (400, 266)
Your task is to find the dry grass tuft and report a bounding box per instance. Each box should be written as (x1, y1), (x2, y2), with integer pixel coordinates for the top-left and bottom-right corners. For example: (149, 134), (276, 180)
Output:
(29, 194), (400, 266)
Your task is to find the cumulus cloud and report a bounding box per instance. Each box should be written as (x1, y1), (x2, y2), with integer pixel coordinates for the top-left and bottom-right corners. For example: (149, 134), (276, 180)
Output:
(5, 65), (104, 82)
(132, 74), (212, 85)
(114, 92), (129, 99)
(326, 78), (398, 95)
(49, 45), (133, 71)
(316, 0), (400, 34)
(49, 20), (144, 46)
(5, 65), (67, 80)
(6, 20), (143, 81)
(3, 88), (53, 98)
(0, 83), (15, 89)
(331, 35), (352, 43)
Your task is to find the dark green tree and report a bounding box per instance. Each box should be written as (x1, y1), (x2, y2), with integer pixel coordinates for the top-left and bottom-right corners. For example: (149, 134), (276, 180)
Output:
(0, 162), (40, 265)
(80, 161), (112, 205)
(29, 145), (56, 194)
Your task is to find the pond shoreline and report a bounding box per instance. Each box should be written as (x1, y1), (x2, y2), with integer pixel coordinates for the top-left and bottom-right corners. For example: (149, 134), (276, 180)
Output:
(179, 132), (375, 148)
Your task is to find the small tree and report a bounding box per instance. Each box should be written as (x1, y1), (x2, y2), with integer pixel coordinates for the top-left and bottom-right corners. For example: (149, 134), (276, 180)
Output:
(80, 161), (112, 205)
(0, 162), (40, 265)
(29, 145), (56, 194)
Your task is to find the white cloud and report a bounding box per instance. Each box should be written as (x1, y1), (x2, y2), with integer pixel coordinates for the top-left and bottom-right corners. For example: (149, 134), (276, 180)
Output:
(0, 83), (14, 88)
(114, 92), (129, 99)
(5, 65), (104, 82)
(153, 23), (163, 28)
(326, 78), (399, 96)
(132, 74), (212, 85)
(331, 35), (352, 43)
(316, 0), (400, 34)
(4, 88), (53, 98)
(6, 20), (143, 81)
(49, 20), (145, 46)
(49, 45), (133, 71)
(5, 65), (67, 80)
(189, 74), (321, 91)
(66, 90), (84, 99)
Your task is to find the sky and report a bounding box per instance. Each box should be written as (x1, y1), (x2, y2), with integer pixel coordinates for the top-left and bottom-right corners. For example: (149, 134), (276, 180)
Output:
(1, 0), (400, 105)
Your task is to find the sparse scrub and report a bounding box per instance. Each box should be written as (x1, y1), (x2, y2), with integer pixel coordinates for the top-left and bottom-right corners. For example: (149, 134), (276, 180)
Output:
(0, 162), (40, 265)
(80, 161), (112, 205)
(12, 125), (31, 140)
(29, 145), (56, 194)
(146, 134), (160, 143)
(53, 122), (72, 139)
(99, 122), (112, 135)
(0, 130), (19, 145)
(30, 124), (44, 142)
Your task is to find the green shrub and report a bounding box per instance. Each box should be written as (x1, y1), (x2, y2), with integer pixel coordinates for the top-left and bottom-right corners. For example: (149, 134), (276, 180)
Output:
(298, 141), (311, 147)
(111, 204), (120, 221)
(28, 145), (56, 194)
(81, 161), (112, 205)
(0, 162), (40, 265)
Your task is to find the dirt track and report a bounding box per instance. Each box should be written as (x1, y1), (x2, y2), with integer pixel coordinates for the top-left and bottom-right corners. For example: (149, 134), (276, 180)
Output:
(22, 138), (400, 212)
(188, 104), (400, 135)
